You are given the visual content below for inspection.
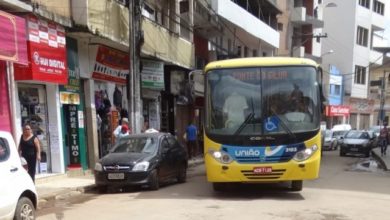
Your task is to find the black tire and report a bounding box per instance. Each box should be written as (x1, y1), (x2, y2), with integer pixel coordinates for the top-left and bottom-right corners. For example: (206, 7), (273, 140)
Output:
(177, 163), (187, 183)
(339, 150), (345, 157)
(149, 169), (159, 190)
(14, 197), (35, 220)
(213, 183), (226, 192)
(291, 180), (303, 192)
(98, 185), (107, 193)
(365, 151), (370, 158)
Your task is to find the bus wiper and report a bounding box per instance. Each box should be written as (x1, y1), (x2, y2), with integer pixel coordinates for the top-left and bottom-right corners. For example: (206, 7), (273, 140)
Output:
(234, 113), (254, 136)
(269, 108), (296, 140)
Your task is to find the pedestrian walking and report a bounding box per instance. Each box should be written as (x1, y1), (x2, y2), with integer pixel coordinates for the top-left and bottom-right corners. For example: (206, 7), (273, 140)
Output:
(18, 124), (41, 182)
(185, 121), (198, 159)
(379, 122), (389, 156)
(113, 117), (131, 144)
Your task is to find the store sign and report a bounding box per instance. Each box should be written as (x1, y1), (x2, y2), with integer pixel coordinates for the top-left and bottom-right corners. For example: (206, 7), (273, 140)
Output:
(14, 15), (68, 84)
(60, 37), (80, 93)
(141, 59), (164, 90)
(349, 97), (374, 114)
(0, 11), (28, 64)
(66, 105), (80, 165)
(326, 105), (350, 116)
(92, 45), (129, 84)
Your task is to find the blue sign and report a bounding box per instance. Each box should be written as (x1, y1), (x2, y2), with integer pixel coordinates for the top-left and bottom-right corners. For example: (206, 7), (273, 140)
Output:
(264, 116), (279, 132)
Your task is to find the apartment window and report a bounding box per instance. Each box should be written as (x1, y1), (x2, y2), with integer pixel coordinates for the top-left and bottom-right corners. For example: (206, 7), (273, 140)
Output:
(359, 0), (370, 9)
(252, 50), (258, 57)
(142, 3), (156, 21)
(277, 22), (283, 31)
(354, 65), (367, 85)
(334, 85), (341, 95)
(373, 0), (384, 15)
(244, 46), (248, 57)
(356, 26), (369, 47)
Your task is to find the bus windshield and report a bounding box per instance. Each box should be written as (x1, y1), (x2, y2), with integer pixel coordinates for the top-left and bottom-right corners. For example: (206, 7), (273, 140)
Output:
(206, 66), (320, 136)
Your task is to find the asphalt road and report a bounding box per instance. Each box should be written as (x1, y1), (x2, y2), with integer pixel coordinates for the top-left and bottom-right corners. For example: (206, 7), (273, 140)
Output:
(37, 151), (390, 220)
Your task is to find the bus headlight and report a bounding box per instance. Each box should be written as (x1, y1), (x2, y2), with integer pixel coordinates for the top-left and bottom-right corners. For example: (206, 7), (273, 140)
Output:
(293, 145), (318, 162)
(209, 149), (233, 164)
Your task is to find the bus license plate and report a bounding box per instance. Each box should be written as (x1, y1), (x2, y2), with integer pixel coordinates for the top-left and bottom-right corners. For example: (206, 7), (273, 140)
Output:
(253, 167), (272, 174)
(108, 173), (125, 180)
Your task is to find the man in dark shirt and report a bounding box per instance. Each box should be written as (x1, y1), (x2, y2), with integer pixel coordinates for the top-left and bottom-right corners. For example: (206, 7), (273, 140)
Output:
(380, 122), (389, 156)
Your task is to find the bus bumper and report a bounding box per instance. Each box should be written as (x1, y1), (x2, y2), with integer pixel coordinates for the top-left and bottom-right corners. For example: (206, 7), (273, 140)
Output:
(205, 153), (321, 183)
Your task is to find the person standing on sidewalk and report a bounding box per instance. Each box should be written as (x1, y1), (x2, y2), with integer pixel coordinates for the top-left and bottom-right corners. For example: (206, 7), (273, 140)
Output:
(379, 122), (389, 156)
(185, 121), (198, 159)
(18, 124), (41, 182)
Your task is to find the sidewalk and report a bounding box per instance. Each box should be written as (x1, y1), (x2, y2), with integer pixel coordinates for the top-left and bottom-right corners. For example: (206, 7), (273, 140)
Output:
(371, 147), (390, 171)
(36, 156), (204, 204)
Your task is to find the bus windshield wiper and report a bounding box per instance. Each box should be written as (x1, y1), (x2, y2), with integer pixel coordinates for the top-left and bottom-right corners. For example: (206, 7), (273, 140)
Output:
(234, 113), (254, 136)
(269, 108), (296, 140)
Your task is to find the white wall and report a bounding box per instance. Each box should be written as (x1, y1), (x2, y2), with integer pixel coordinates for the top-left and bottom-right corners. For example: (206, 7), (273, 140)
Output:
(46, 84), (65, 173)
(211, 0), (279, 48)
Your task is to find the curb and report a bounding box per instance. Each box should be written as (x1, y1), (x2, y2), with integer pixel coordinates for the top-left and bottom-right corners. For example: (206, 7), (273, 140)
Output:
(37, 159), (203, 206)
(371, 148), (388, 171)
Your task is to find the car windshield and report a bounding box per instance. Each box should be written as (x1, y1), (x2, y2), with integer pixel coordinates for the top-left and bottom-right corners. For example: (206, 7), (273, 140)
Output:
(345, 131), (369, 139)
(333, 130), (347, 137)
(325, 130), (332, 138)
(369, 126), (380, 133)
(206, 66), (320, 136)
(112, 137), (158, 154)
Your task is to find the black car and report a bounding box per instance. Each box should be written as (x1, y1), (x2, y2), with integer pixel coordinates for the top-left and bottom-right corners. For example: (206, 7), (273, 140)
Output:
(94, 132), (188, 192)
(339, 130), (375, 157)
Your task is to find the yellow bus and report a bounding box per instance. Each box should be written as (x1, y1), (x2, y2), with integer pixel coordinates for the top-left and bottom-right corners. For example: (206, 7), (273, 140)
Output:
(204, 57), (324, 191)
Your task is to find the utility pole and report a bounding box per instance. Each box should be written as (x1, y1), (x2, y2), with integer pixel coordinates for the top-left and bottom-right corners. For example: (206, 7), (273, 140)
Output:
(379, 70), (387, 124)
(128, 0), (143, 133)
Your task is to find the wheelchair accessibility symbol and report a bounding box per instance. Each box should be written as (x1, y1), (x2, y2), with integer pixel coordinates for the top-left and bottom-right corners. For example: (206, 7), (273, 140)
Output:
(264, 117), (279, 132)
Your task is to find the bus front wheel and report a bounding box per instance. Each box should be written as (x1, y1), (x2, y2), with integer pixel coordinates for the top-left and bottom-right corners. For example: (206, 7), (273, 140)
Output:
(291, 180), (303, 191)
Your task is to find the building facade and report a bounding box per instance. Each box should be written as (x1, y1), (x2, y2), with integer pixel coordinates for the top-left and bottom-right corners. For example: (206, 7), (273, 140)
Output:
(322, 0), (387, 129)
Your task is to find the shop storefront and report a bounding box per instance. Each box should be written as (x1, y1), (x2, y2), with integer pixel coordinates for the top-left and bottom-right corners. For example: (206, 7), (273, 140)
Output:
(91, 45), (129, 157)
(59, 37), (88, 170)
(141, 59), (164, 131)
(14, 15), (68, 174)
(325, 105), (350, 128)
(346, 97), (375, 130)
(0, 11), (27, 133)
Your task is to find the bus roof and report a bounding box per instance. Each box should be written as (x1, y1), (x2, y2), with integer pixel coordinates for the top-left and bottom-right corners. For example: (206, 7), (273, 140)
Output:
(204, 57), (318, 72)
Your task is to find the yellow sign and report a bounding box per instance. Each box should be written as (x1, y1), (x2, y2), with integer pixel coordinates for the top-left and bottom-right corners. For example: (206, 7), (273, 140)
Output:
(60, 92), (80, 105)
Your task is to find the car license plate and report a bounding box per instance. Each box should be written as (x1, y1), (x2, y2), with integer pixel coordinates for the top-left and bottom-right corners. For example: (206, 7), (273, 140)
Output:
(253, 167), (272, 174)
(108, 173), (125, 180)
(350, 148), (358, 152)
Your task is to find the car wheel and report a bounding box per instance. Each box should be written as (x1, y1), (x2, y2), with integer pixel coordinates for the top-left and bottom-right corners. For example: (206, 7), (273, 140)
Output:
(98, 185), (107, 193)
(290, 180), (303, 191)
(177, 163), (187, 183)
(339, 150), (345, 157)
(14, 197), (35, 220)
(365, 151), (370, 158)
(149, 169), (159, 190)
(213, 183), (227, 192)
